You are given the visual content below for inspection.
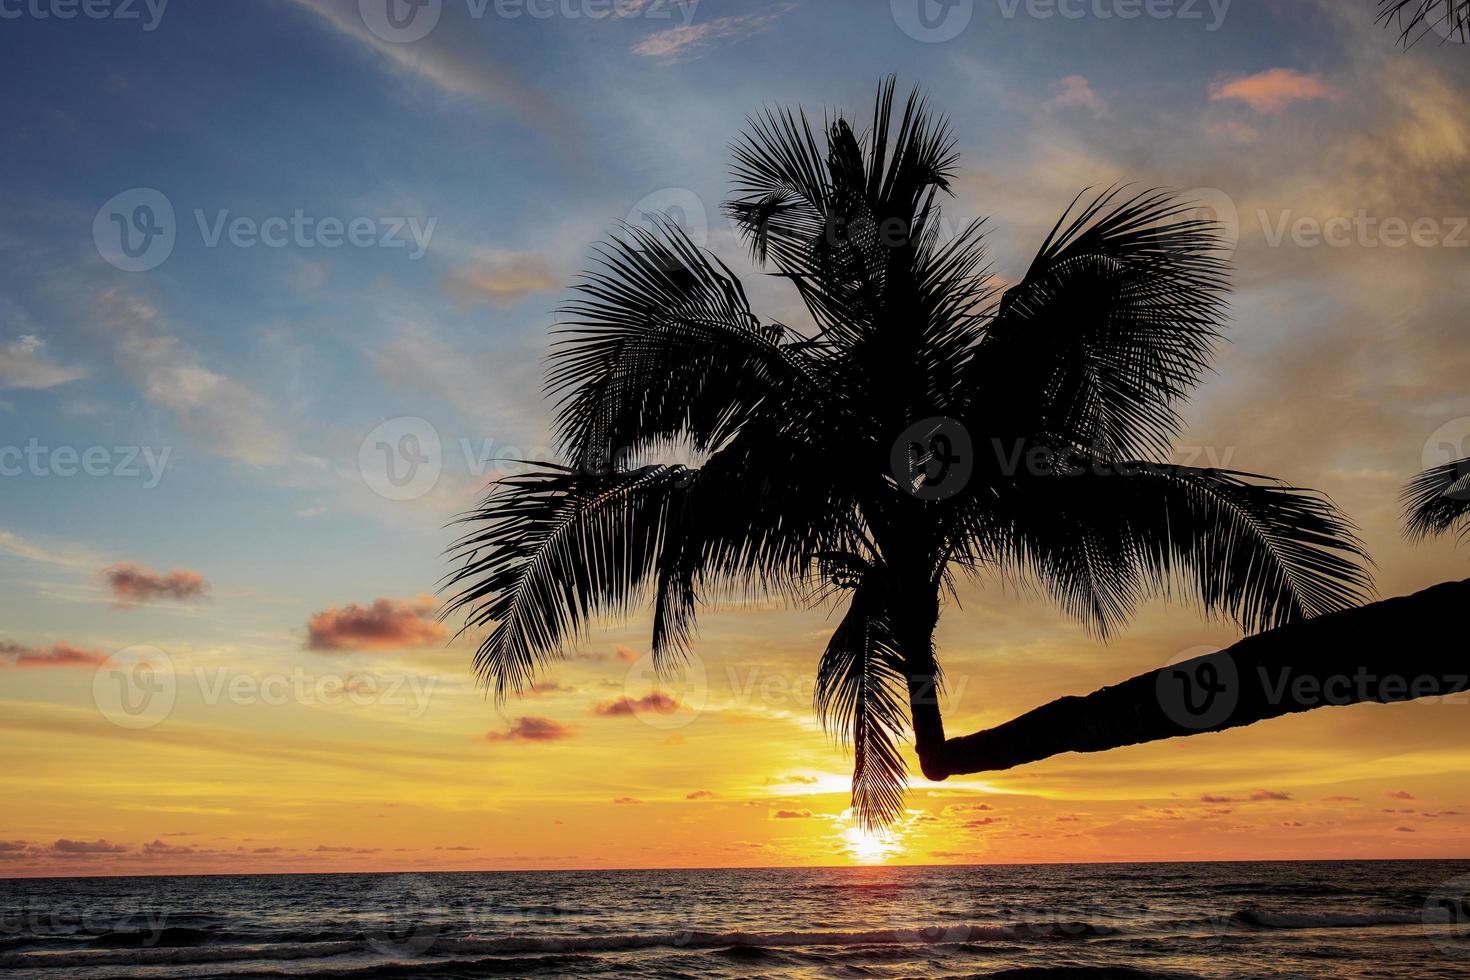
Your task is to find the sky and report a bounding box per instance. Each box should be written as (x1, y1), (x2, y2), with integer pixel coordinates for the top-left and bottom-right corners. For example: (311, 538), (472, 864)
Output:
(2, 0), (1470, 877)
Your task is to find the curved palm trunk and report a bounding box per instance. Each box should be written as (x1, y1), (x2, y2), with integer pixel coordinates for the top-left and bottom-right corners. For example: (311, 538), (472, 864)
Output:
(918, 578), (1470, 776)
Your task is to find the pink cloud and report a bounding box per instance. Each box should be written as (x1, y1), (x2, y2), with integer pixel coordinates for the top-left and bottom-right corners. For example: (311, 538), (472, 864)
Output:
(593, 691), (680, 717)
(0, 640), (107, 669)
(102, 562), (208, 605)
(1210, 69), (1329, 113)
(306, 595), (447, 652)
(484, 717), (576, 743)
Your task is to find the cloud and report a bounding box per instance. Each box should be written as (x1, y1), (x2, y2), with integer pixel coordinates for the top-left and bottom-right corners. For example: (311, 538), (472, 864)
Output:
(632, 4), (796, 63)
(1045, 75), (1108, 117)
(1323, 796), (1360, 802)
(285, 0), (562, 126)
(0, 641), (107, 669)
(1250, 790), (1292, 801)
(612, 797), (643, 805)
(142, 839), (197, 855)
(1395, 826), (1418, 833)
(1387, 790), (1417, 800)
(773, 809), (813, 819)
(593, 691), (680, 717)
(484, 716), (576, 743)
(0, 334), (86, 390)
(614, 646), (641, 665)
(442, 252), (557, 308)
(306, 595), (447, 651)
(686, 790), (717, 800)
(965, 817), (1004, 828)
(49, 838), (128, 855)
(1200, 794), (1235, 803)
(102, 562), (208, 606)
(525, 681), (575, 696)
(96, 288), (289, 467)
(1210, 69), (1330, 113)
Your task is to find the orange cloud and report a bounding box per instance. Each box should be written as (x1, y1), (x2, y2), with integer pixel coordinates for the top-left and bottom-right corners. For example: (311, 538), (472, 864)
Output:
(1210, 69), (1329, 113)
(0, 641), (107, 669)
(484, 717), (575, 743)
(306, 595), (447, 652)
(773, 809), (814, 819)
(1387, 790), (1417, 800)
(614, 646), (640, 664)
(593, 692), (680, 717)
(102, 562), (208, 605)
(1251, 790), (1292, 801)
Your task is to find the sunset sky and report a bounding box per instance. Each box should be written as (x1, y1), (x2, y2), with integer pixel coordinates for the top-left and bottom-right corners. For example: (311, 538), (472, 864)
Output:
(3, 0), (1470, 877)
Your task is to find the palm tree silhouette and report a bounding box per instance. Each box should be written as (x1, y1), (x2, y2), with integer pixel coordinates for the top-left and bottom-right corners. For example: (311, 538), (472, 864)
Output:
(445, 80), (1372, 828)
(1404, 455), (1470, 542)
(1378, 0), (1470, 45)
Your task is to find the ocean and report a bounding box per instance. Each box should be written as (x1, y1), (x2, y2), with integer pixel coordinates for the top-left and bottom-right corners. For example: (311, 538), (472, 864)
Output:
(3, 861), (1470, 978)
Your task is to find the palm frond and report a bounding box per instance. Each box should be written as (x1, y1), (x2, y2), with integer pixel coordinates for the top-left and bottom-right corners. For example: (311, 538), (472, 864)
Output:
(443, 463), (689, 698)
(972, 187), (1230, 461)
(724, 76), (960, 349)
(552, 217), (822, 470)
(1404, 458), (1470, 541)
(1378, 0), (1470, 45)
(965, 457), (1374, 636)
(813, 566), (910, 831)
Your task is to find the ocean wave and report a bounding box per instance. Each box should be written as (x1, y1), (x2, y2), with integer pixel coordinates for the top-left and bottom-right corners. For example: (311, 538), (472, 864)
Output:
(1230, 908), (1432, 929)
(0, 908), (1443, 972)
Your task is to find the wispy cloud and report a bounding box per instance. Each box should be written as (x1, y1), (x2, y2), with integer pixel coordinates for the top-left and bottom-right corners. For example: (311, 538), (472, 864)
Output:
(633, 3), (796, 63)
(0, 641), (108, 669)
(285, 0), (563, 126)
(0, 334), (86, 390)
(95, 288), (290, 468)
(1045, 75), (1109, 117)
(441, 251), (558, 308)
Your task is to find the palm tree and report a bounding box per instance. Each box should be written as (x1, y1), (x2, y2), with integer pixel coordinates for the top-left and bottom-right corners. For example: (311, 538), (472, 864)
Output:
(1404, 456), (1470, 542)
(1378, 0), (1470, 45)
(444, 80), (1372, 829)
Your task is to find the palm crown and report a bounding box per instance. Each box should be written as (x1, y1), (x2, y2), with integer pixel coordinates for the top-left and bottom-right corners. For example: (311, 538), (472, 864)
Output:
(446, 80), (1372, 829)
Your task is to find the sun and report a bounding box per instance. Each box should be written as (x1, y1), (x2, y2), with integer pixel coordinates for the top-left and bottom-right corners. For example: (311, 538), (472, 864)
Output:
(842, 825), (901, 864)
